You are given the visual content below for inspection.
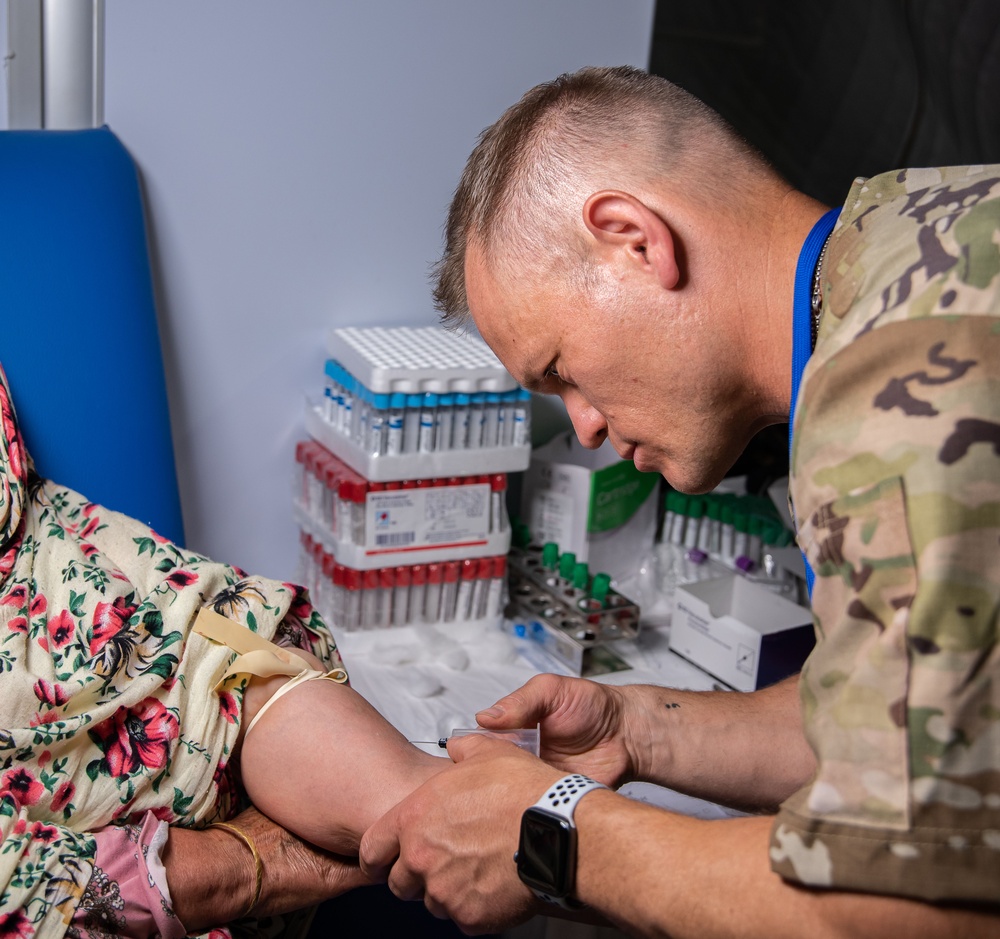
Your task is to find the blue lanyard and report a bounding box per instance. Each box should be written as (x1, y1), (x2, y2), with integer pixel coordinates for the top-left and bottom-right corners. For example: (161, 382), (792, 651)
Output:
(789, 207), (840, 596)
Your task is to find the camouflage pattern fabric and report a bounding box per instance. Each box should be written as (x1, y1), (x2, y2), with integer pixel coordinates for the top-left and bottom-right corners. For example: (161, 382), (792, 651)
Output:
(771, 166), (1000, 903)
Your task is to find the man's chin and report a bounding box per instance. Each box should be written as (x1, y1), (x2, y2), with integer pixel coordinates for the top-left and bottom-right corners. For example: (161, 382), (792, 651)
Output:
(631, 449), (661, 475)
(653, 459), (729, 495)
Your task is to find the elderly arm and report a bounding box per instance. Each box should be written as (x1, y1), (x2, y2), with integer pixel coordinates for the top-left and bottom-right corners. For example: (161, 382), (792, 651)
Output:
(163, 806), (374, 932)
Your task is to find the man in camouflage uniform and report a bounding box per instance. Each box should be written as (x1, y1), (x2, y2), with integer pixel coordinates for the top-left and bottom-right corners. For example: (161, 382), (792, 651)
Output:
(775, 165), (1000, 903)
(360, 68), (999, 937)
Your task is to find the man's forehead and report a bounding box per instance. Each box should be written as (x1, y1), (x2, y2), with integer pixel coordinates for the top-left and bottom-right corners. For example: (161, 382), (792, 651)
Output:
(465, 242), (554, 384)
(464, 238), (503, 306)
(465, 241), (518, 333)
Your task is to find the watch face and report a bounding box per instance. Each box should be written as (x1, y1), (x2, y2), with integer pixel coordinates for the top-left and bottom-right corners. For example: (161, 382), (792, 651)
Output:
(517, 808), (575, 897)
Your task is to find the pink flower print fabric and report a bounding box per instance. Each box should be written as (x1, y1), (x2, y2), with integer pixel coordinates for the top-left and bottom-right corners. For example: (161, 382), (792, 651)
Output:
(0, 364), (344, 938)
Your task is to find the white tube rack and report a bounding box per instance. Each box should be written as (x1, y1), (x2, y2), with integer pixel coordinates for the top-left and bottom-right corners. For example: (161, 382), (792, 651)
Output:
(306, 403), (531, 481)
(328, 325), (517, 393)
(295, 501), (512, 571)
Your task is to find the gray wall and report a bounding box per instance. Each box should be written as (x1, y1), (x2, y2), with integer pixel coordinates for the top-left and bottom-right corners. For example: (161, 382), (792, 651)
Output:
(0, 6), (6, 127)
(11, 1), (655, 580)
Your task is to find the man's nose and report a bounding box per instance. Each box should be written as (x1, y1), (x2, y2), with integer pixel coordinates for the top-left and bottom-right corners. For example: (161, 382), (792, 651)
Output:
(563, 389), (608, 449)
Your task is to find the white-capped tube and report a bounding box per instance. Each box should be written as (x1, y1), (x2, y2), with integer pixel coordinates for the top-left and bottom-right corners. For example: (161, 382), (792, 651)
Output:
(452, 393), (471, 450)
(403, 394), (422, 454)
(386, 393), (406, 456)
(468, 393), (486, 449)
(418, 393), (437, 453)
(482, 392), (501, 449)
(436, 393), (454, 451)
(368, 392), (389, 456)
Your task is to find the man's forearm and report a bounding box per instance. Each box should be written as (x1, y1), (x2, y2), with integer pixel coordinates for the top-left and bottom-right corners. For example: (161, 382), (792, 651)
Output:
(624, 675), (816, 810)
(573, 791), (997, 939)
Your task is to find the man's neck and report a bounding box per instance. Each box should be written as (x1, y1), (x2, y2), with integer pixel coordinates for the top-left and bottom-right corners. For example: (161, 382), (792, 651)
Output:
(752, 187), (830, 420)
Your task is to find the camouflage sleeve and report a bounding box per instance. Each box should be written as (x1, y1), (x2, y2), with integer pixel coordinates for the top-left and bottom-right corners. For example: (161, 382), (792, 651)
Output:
(772, 312), (1000, 903)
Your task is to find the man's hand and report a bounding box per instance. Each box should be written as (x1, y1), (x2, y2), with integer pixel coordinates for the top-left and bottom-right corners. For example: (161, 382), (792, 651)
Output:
(360, 734), (562, 935)
(480, 674), (819, 810)
(473, 673), (641, 787)
(165, 806), (377, 930)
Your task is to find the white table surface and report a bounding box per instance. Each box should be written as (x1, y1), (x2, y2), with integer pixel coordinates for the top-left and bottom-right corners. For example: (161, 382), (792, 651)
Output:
(332, 618), (743, 937)
(334, 617), (738, 820)
(332, 618), (717, 741)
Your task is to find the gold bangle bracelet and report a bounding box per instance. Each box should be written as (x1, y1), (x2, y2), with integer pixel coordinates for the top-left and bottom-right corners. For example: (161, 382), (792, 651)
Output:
(210, 821), (263, 918)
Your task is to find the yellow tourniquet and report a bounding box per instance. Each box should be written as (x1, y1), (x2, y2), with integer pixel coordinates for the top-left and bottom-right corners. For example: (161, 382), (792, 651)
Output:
(193, 607), (348, 737)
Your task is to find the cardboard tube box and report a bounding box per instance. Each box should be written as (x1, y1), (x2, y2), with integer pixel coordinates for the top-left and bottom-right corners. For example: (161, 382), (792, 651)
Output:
(669, 574), (815, 691)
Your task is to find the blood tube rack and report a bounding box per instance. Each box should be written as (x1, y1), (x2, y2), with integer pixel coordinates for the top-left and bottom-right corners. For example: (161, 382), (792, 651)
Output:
(294, 440), (512, 570)
(298, 533), (508, 634)
(315, 325), (532, 480)
(329, 325), (515, 393)
(504, 542), (641, 675)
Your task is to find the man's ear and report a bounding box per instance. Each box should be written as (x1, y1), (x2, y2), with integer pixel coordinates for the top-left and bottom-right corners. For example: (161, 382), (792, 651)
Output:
(582, 190), (680, 289)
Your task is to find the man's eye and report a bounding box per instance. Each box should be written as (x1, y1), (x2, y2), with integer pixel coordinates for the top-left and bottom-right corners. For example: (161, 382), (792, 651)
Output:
(545, 367), (561, 381)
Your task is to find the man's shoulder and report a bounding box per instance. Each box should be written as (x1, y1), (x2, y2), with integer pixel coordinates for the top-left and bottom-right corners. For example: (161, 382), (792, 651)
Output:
(819, 164), (1000, 352)
(840, 164), (1000, 223)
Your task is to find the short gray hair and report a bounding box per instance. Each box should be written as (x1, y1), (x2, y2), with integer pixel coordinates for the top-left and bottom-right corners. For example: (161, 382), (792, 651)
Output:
(433, 65), (767, 326)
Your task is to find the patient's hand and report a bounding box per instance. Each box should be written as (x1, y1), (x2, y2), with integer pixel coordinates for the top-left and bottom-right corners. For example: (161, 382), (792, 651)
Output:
(164, 806), (376, 930)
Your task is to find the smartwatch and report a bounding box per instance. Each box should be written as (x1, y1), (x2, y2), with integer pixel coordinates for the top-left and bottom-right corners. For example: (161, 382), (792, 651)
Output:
(515, 773), (608, 908)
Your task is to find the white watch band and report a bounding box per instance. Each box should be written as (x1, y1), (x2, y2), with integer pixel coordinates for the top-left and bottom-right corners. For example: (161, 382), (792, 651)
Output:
(528, 774), (608, 908)
(532, 773), (608, 816)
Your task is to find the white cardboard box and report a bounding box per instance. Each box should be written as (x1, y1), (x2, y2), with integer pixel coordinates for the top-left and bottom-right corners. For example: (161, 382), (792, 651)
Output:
(669, 575), (814, 692)
(521, 432), (658, 583)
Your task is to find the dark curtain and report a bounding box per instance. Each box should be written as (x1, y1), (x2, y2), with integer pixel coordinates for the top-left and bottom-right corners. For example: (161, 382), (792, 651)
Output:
(648, 0), (1000, 490)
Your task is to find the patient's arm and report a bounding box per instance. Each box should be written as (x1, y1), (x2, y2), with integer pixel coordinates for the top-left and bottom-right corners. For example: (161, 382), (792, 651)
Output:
(164, 805), (374, 931)
(237, 659), (446, 855)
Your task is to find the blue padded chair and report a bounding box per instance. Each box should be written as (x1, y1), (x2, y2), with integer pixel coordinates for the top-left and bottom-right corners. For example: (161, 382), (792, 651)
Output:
(0, 127), (185, 545)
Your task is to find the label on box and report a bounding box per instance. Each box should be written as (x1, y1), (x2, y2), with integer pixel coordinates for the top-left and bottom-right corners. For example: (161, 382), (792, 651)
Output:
(527, 489), (578, 552)
(588, 461), (658, 533)
(521, 433), (658, 579)
(365, 483), (489, 553)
